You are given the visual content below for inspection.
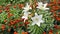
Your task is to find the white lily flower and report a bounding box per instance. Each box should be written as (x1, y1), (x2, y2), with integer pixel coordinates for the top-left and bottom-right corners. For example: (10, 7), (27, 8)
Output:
(37, 2), (49, 10)
(31, 13), (44, 26)
(22, 3), (31, 22)
(22, 11), (31, 22)
(23, 3), (32, 12)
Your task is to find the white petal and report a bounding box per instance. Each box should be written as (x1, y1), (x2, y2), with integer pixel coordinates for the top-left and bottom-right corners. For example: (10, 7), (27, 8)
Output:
(28, 12), (31, 15)
(45, 8), (49, 10)
(35, 13), (38, 16)
(36, 6), (40, 9)
(39, 20), (44, 23)
(31, 17), (35, 21)
(29, 7), (32, 9)
(23, 7), (27, 10)
(38, 2), (43, 5)
(39, 15), (43, 19)
(36, 22), (40, 26)
(22, 16), (28, 22)
(44, 3), (48, 8)
(22, 16), (25, 18)
(26, 3), (29, 6)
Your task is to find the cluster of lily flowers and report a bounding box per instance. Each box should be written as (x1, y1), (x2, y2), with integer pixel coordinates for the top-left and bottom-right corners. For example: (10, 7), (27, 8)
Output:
(22, 2), (49, 26)
(0, 0), (60, 34)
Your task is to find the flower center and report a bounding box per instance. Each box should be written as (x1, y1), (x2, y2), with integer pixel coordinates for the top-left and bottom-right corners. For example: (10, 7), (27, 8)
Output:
(35, 18), (39, 21)
(40, 6), (44, 10)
